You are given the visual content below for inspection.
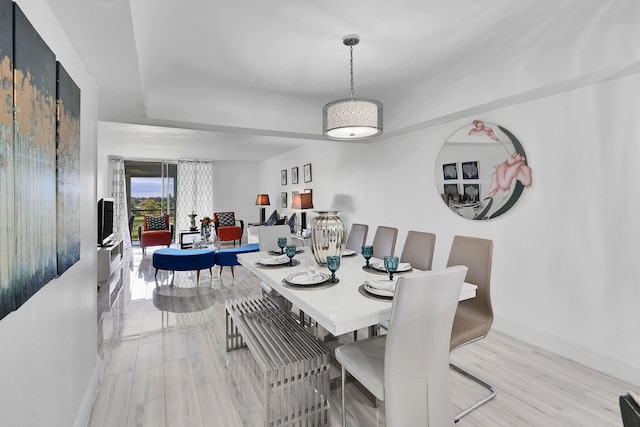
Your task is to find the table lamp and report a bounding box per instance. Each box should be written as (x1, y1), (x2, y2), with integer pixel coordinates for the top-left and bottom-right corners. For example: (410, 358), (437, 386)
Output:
(255, 194), (270, 222)
(291, 192), (314, 231)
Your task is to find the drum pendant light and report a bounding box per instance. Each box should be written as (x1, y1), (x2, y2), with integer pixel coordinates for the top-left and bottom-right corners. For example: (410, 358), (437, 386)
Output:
(323, 34), (383, 140)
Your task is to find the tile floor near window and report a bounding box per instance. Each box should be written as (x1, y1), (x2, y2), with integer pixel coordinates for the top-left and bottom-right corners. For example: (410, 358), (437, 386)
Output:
(89, 247), (637, 427)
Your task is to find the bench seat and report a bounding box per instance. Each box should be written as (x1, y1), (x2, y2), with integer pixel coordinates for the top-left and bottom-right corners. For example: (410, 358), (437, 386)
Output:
(226, 295), (330, 426)
(215, 243), (259, 277)
(152, 248), (215, 284)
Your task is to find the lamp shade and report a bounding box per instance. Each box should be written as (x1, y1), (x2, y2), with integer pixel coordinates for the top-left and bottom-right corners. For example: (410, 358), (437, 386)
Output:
(292, 192), (313, 210)
(323, 98), (383, 140)
(255, 194), (270, 206)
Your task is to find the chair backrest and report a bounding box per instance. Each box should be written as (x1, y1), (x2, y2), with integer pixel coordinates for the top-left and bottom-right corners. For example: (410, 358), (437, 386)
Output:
(258, 225), (292, 252)
(385, 266), (467, 426)
(214, 212), (236, 227)
(400, 230), (436, 271)
(143, 214), (169, 232)
(447, 235), (494, 349)
(345, 223), (369, 253)
(372, 226), (398, 259)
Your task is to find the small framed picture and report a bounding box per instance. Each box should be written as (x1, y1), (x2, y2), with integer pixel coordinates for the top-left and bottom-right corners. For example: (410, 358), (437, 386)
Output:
(281, 192), (287, 208)
(304, 188), (312, 195)
(444, 183), (459, 198)
(281, 169), (287, 185)
(291, 167), (299, 184)
(304, 163), (312, 183)
(461, 161), (479, 179)
(443, 163), (458, 180)
(463, 183), (480, 202)
(292, 191), (298, 204)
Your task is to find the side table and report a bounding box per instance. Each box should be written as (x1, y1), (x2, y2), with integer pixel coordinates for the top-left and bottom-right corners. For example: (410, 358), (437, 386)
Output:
(179, 230), (201, 249)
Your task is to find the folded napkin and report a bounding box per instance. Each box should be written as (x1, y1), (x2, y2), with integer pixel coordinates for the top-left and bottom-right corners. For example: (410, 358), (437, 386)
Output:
(306, 266), (323, 280)
(259, 254), (288, 264)
(364, 278), (397, 292)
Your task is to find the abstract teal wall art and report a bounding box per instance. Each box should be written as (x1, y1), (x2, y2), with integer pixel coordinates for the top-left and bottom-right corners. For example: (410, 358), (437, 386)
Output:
(0, 0), (16, 321)
(56, 62), (81, 276)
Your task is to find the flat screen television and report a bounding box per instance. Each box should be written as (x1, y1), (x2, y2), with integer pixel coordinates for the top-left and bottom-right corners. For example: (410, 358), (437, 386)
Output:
(97, 198), (115, 246)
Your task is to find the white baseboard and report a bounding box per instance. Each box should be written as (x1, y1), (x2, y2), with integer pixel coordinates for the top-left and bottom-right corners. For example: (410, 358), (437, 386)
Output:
(494, 319), (640, 387)
(73, 356), (101, 427)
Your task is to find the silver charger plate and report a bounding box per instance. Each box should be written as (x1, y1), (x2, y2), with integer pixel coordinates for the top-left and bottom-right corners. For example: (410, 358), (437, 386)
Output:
(371, 262), (412, 273)
(268, 248), (304, 256)
(285, 272), (330, 286)
(256, 259), (300, 268)
(358, 284), (393, 301)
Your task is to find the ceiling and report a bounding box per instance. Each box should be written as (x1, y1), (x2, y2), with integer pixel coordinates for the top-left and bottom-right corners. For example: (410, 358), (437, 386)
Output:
(47, 0), (640, 161)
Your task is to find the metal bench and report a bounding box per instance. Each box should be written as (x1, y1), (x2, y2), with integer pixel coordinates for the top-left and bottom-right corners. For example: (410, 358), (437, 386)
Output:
(226, 295), (330, 427)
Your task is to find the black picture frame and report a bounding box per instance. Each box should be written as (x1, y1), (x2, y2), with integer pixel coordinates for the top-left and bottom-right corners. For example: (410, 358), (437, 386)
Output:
(463, 183), (480, 202)
(304, 163), (312, 183)
(281, 192), (287, 208)
(291, 166), (299, 184)
(444, 183), (459, 197)
(281, 169), (287, 185)
(461, 161), (479, 179)
(443, 163), (458, 180)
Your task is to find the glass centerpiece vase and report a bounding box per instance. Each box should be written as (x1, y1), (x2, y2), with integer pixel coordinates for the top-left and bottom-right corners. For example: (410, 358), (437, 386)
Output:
(309, 211), (346, 265)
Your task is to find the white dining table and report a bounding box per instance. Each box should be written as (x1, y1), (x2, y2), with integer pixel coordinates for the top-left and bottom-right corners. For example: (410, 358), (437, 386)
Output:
(237, 250), (477, 337)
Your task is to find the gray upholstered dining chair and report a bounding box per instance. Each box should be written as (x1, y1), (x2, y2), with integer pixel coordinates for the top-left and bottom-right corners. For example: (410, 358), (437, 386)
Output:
(335, 266), (468, 427)
(257, 224), (291, 252)
(345, 223), (369, 253)
(399, 230), (436, 271)
(371, 225), (398, 259)
(447, 235), (496, 421)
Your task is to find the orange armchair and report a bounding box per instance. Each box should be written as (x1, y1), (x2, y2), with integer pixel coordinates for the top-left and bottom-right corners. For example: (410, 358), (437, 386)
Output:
(138, 214), (174, 255)
(213, 212), (244, 246)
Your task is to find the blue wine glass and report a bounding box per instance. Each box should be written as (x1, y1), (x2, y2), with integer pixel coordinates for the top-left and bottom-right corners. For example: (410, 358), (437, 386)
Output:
(277, 237), (287, 254)
(362, 245), (374, 269)
(285, 244), (297, 266)
(384, 256), (399, 281)
(326, 256), (341, 283)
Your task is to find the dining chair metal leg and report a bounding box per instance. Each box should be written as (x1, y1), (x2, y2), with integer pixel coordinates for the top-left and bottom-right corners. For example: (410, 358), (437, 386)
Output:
(342, 365), (347, 427)
(450, 363), (497, 422)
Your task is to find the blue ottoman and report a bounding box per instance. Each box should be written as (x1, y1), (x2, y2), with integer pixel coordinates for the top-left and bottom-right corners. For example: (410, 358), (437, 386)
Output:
(153, 248), (216, 284)
(215, 243), (260, 277)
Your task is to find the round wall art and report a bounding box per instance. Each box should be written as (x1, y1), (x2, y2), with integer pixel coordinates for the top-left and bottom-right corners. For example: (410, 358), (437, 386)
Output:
(435, 120), (532, 220)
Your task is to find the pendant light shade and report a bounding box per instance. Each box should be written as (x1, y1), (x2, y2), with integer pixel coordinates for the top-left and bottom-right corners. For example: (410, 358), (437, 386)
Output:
(323, 35), (383, 141)
(323, 98), (383, 139)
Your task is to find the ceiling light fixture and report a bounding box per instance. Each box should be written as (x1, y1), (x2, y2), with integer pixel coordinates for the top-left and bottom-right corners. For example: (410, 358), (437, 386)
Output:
(323, 34), (383, 140)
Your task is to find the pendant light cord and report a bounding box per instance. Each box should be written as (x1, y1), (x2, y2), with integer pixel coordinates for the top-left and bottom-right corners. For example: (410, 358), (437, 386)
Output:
(349, 46), (355, 99)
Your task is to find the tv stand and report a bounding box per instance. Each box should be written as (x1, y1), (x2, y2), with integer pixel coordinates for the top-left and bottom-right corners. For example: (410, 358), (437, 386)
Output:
(97, 239), (123, 283)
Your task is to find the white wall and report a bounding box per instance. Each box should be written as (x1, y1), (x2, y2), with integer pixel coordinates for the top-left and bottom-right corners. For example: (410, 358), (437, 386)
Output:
(0, 1), (99, 426)
(260, 72), (640, 385)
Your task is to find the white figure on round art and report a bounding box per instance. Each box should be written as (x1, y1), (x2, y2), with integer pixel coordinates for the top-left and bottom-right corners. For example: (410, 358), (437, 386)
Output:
(488, 153), (532, 198)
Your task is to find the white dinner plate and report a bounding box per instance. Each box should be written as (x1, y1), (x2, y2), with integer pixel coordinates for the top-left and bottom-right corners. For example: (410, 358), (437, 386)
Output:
(364, 284), (394, 298)
(371, 262), (412, 272)
(258, 256), (290, 266)
(285, 272), (330, 286)
(342, 249), (357, 257)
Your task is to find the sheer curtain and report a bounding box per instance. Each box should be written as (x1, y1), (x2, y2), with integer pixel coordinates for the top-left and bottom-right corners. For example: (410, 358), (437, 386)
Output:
(176, 160), (215, 232)
(108, 156), (132, 249)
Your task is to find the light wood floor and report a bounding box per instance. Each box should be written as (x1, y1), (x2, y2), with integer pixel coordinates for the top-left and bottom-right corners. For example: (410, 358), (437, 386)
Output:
(89, 247), (637, 426)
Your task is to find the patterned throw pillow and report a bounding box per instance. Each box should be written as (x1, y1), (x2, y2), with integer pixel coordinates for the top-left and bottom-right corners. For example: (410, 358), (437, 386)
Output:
(217, 212), (235, 227)
(287, 212), (297, 233)
(264, 210), (279, 226)
(146, 215), (167, 231)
